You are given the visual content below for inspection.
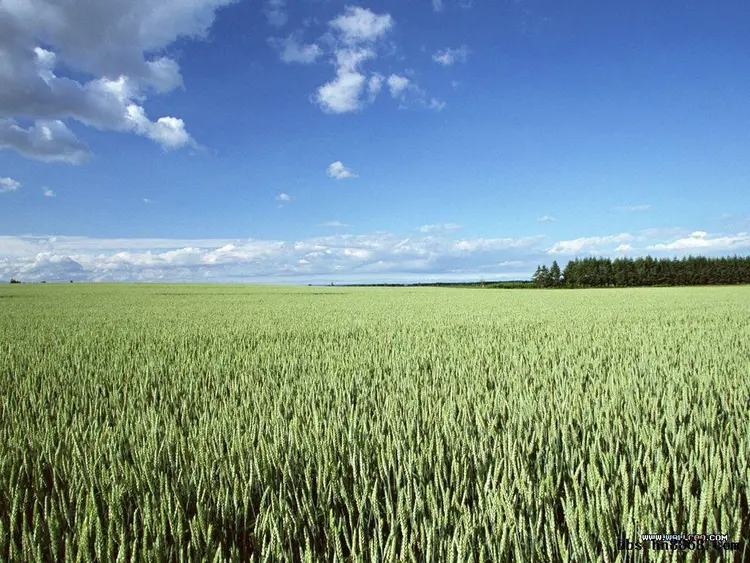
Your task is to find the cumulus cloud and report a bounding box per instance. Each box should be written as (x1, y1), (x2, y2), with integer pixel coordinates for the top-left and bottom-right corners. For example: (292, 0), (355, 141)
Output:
(125, 106), (192, 149)
(537, 215), (556, 223)
(269, 32), (322, 64)
(313, 7), (392, 114)
(547, 233), (634, 255)
(0, 120), (90, 163)
(2, 1), (233, 88)
(387, 74), (445, 111)
(0, 0), (233, 161)
(367, 73), (384, 102)
(327, 161), (357, 180)
(387, 74), (411, 98)
(433, 46), (470, 66)
(276, 192), (292, 202)
(0, 177), (21, 193)
(264, 0), (288, 28)
(329, 7), (393, 44)
(307, 7), (441, 114)
(43, 187), (55, 197)
(2, 252), (86, 281)
(316, 68), (370, 113)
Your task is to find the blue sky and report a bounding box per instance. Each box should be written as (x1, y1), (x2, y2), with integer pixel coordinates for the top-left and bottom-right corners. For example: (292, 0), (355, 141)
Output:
(1, 0), (749, 283)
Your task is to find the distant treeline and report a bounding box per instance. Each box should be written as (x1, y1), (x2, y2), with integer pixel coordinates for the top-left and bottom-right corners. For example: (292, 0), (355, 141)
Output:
(339, 281), (535, 289)
(533, 255), (750, 288)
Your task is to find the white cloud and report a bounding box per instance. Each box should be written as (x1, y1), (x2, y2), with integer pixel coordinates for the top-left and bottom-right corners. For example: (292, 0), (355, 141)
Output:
(547, 233), (634, 255)
(143, 198), (153, 203)
(329, 7), (393, 45)
(617, 204), (651, 212)
(316, 69), (369, 113)
(318, 221), (350, 227)
(125, 106), (192, 150)
(276, 192), (292, 202)
(432, 0), (445, 12)
(327, 161), (357, 180)
(264, 0), (288, 28)
(537, 215), (557, 222)
(367, 73), (384, 102)
(433, 46), (471, 66)
(545, 228), (750, 256)
(417, 223), (462, 233)
(34, 47), (56, 72)
(387, 74), (444, 111)
(2, 252), (86, 281)
(43, 187), (55, 197)
(647, 231), (750, 252)
(310, 7), (440, 114)
(0, 0), (233, 161)
(0, 120), (90, 164)
(0, 231), (544, 283)
(270, 33), (322, 64)
(335, 48), (377, 72)
(0, 177), (21, 193)
(314, 47), (378, 113)
(387, 74), (411, 98)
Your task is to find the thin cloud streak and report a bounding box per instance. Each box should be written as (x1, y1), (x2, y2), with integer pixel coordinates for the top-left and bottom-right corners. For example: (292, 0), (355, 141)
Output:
(617, 204), (651, 212)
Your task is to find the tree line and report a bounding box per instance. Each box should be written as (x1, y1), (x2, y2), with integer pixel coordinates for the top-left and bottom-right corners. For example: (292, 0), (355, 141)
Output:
(532, 255), (750, 288)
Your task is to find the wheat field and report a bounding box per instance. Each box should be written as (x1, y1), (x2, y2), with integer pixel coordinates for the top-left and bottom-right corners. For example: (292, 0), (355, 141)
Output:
(0, 284), (748, 562)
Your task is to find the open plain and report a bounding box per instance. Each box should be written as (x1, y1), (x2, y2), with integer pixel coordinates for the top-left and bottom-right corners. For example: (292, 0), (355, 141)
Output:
(1, 284), (748, 561)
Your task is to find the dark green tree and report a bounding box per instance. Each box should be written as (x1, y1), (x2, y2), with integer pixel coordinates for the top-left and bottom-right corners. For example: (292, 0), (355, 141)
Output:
(550, 260), (562, 287)
(532, 265), (553, 288)
(532, 265), (544, 288)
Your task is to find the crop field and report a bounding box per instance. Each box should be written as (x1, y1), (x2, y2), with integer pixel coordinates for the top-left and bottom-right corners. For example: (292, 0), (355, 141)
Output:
(0, 284), (749, 562)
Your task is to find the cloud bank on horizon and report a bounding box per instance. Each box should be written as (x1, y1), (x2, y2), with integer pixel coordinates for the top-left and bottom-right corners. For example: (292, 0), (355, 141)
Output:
(2, 229), (749, 283)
